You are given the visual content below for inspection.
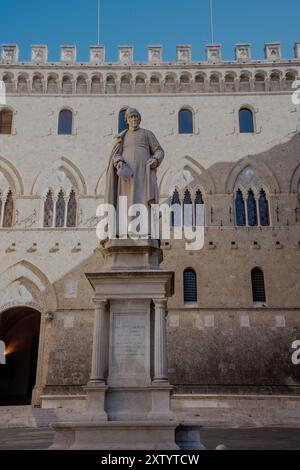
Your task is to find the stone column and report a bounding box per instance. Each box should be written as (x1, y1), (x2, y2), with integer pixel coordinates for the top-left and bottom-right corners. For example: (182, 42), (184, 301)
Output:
(88, 300), (108, 385)
(153, 299), (168, 383)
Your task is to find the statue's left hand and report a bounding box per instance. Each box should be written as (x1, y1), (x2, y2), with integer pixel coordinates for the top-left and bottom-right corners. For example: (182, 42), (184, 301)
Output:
(147, 158), (158, 169)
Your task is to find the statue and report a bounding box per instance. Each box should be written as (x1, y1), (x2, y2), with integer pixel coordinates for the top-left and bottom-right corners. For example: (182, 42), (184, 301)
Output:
(104, 108), (164, 237)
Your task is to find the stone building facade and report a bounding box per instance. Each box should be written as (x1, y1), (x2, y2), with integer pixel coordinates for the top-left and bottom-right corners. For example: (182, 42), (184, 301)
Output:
(0, 43), (300, 411)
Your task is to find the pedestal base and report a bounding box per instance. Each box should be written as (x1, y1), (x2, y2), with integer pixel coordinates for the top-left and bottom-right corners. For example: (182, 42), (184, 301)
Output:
(50, 421), (179, 450)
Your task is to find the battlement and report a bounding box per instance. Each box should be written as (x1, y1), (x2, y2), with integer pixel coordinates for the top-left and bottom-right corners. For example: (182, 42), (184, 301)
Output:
(1, 42), (300, 66)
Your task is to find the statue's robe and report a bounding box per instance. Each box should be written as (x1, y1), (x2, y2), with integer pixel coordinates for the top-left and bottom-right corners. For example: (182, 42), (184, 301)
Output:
(104, 128), (164, 211)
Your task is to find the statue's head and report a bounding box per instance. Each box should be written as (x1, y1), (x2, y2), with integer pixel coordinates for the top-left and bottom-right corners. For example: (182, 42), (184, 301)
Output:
(125, 108), (141, 130)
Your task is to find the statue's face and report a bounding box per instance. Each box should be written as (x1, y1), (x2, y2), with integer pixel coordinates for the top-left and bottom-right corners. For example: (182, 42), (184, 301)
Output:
(127, 112), (140, 131)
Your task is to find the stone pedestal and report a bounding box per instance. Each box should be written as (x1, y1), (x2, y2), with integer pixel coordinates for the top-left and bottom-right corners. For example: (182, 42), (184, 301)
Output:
(50, 239), (204, 449)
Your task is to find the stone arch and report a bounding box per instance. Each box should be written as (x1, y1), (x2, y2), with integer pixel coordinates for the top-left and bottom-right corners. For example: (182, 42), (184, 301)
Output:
(0, 260), (57, 313)
(225, 158), (280, 194)
(290, 163), (300, 193)
(0, 156), (24, 195)
(159, 155), (215, 198)
(31, 156), (87, 196)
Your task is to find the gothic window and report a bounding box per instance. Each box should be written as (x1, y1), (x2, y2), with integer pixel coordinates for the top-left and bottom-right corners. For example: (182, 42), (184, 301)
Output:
(55, 190), (65, 227)
(170, 189), (181, 227)
(3, 190), (14, 227)
(164, 75), (176, 93)
(183, 190), (193, 226)
(184, 268), (197, 302)
(43, 190), (54, 227)
(247, 189), (258, 226)
(118, 108), (128, 133)
(179, 108), (193, 134)
(179, 75), (191, 93)
(195, 189), (204, 226)
(239, 108), (254, 133)
(58, 109), (73, 135)
(0, 108), (13, 134)
(259, 189), (270, 226)
(285, 72), (296, 91)
(251, 267), (266, 302)
(67, 190), (77, 227)
(235, 189), (246, 226)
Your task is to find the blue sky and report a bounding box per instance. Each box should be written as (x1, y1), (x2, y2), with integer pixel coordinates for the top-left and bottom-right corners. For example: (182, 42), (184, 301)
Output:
(0, 0), (299, 62)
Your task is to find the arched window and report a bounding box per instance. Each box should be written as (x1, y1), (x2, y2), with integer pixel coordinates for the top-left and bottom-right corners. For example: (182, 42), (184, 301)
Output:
(259, 189), (270, 226)
(91, 76), (101, 94)
(118, 109), (128, 133)
(0, 108), (13, 134)
(209, 74), (220, 92)
(106, 76), (116, 94)
(43, 190), (54, 227)
(55, 190), (65, 227)
(179, 108), (193, 134)
(183, 190), (193, 226)
(76, 76), (87, 94)
(2, 73), (15, 93)
(235, 189), (246, 226)
(164, 75), (176, 93)
(62, 76), (72, 94)
(150, 75), (161, 93)
(194, 74), (205, 92)
(254, 73), (265, 92)
(270, 72), (281, 91)
(239, 73), (251, 92)
(17, 76), (28, 93)
(135, 75), (146, 93)
(225, 74), (235, 92)
(3, 190), (14, 227)
(247, 189), (257, 226)
(285, 72), (296, 91)
(170, 189), (181, 227)
(67, 190), (77, 227)
(251, 267), (266, 302)
(32, 75), (43, 93)
(239, 108), (254, 133)
(58, 109), (73, 135)
(47, 76), (58, 94)
(195, 189), (204, 226)
(179, 75), (191, 93)
(120, 75), (131, 94)
(184, 268), (197, 302)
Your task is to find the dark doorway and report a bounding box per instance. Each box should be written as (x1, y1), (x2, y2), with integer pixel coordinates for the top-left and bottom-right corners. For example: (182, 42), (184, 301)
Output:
(0, 307), (41, 405)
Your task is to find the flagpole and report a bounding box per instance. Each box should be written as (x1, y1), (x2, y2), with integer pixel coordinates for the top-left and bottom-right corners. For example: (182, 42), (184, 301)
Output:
(209, 0), (214, 44)
(97, 0), (100, 45)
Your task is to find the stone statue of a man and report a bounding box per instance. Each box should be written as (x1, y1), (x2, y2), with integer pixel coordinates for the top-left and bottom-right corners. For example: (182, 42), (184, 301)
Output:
(104, 108), (164, 211)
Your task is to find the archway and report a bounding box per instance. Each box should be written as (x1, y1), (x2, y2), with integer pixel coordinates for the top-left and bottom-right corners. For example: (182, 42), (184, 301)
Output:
(0, 307), (41, 405)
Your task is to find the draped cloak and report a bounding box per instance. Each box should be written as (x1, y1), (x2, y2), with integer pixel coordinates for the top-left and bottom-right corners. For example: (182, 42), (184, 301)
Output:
(104, 128), (164, 211)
